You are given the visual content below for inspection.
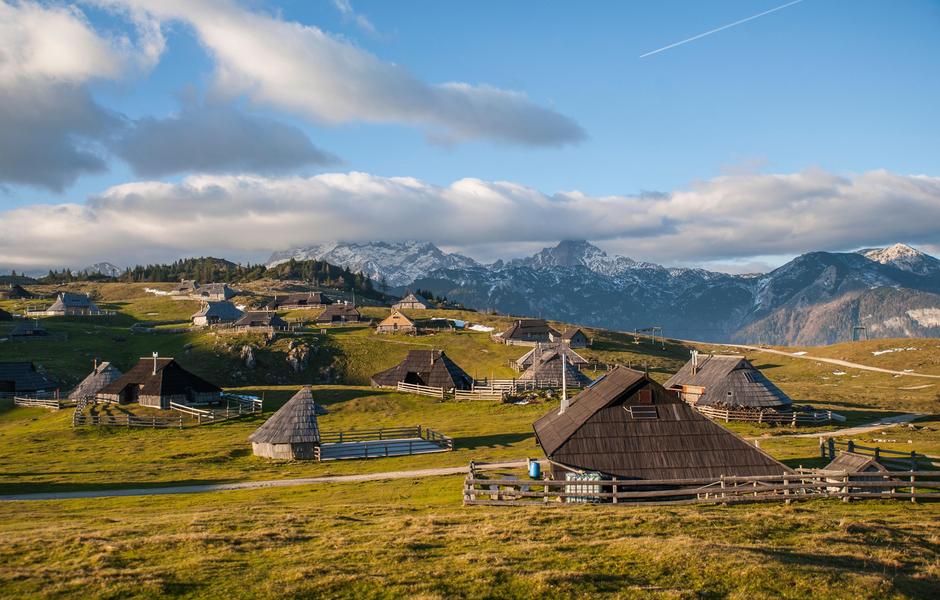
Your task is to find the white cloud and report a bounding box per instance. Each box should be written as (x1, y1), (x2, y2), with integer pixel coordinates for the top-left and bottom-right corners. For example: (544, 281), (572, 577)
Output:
(101, 0), (584, 146)
(1, 169), (938, 270)
(332, 0), (377, 35)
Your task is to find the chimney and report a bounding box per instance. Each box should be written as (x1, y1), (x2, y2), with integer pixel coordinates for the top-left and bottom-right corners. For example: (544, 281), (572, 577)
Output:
(558, 351), (569, 415)
(152, 352), (159, 375)
(691, 350), (699, 375)
(93, 357), (98, 372)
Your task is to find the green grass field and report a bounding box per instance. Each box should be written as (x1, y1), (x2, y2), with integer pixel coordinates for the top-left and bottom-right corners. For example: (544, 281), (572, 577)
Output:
(1, 283), (939, 598)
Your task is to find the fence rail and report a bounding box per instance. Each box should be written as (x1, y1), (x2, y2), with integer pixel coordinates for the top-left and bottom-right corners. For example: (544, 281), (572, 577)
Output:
(694, 405), (845, 425)
(72, 413), (184, 429)
(13, 396), (65, 410)
(463, 466), (940, 507)
(396, 381), (445, 399)
(474, 378), (585, 393)
(820, 438), (939, 469)
(454, 389), (507, 401)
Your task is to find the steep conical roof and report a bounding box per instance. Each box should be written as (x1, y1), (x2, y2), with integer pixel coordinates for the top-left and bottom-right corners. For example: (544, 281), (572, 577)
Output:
(68, 362), (122, 400)
(664, 355), (792, 409)
(249, 386), (321, 444)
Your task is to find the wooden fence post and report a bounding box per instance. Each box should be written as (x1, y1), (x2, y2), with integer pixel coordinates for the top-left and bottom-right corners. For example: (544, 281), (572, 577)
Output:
(783, 473), (791, 504)
(847, 440), (855, 453)
(910, 474), (916, 504)
(842, 472), (850, 502)
(819, 437), (826, 459)
(828, 437), (835, 460)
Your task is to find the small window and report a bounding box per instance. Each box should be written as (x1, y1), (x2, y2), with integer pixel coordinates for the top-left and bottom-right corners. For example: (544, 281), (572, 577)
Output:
(628, 405), (658, 420)
(636, 389), (652, 404)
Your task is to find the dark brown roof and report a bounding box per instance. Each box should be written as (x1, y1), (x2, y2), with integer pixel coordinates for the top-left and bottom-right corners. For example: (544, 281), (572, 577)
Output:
(371, 350), (473, 390)
(234, 311), (288, 328)
(499, 319), (561, 341)
(562, 328), (588, 340)
(316, 304), (361, 323)
(266, 292), (332, 309)
(0, 284), (36, 299)
(824, 452), (887, 473)
(99, 358), (221, 397)
(663, 354), (792, 409)
(0, 362), (58, 392)
(533, 367), (791, 480)
(0, 308), (12, 321)
(249, 386), (321, 444)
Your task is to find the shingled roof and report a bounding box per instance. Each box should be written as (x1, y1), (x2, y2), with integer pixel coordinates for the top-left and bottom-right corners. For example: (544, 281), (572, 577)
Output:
(192, 301), (244, 323)
(11, 321), (47, 337)
(371, 350), (473, 390)
(0, 284), (36, 299)
(266, 292), (332, 310)
(499, 319), (561, 341)
(47, 292), (96, 312)
(515, 343), (588, 370)
(0, 362), (58, 393)
(233, 311), (288, 329)
(663, 354), (793, 410)
(518, 346), (593, 386)
(68, 362), (122, 400)
(533, 367), (791, 480)
(99, 358), (221, 397)
(249, 386), (321, 445)
(824, 452), (887, 473)
(316, 304), (361, 323)
(0, 308), (12, 321)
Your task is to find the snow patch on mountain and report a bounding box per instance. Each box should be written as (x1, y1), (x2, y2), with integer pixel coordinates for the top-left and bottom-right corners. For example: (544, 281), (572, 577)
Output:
(860, 243), (940, 275)
(80, 262), (122, 277)
(907, 307), (940, 327)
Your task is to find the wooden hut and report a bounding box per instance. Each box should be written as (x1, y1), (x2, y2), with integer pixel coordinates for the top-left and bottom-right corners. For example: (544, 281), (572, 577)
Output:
(496, 319), (561, 345)
(233, 311), (289, 331)
(371, 350), (473, 391)
(192, 283), (236, 301)
(0, 284), (36, 300)
(0, 362), (58, 396)
(10, 320), (48, 338)
(561, 327), (590, 348)
(518, 346), (592, 387)
(249, 386), (321, 460)
(316, 303), (361, 324)
(375, 310), (416, 334)
(392, 292), (427, 310)
(170, 280), (198, 295)
(0, 308), (12, 321)
(97, 357), (222, 409)
(68, 361), (122, 401)
(533, 367), (791, 481)
(824, 452), (891, 494)
(192, 301), (243, 326)
(514, 343), (588, 371)
(663, 353), (792, 411)
(265, 292), (332, 310)
(44, 292), (101, 316)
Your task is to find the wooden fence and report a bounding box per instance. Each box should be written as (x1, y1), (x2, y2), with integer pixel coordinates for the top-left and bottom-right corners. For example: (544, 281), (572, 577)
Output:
(396, 381), (445, 399)
(694, 405), (845, 425)
(454, 389), (507, 401)
(820, 438), (939, 470)
(474, 378), (585, 393)
(314, 425), (453, 461)
(72, 413), (184, 429)
(13, 396), (65, 410)
(463, 465), (940, 507)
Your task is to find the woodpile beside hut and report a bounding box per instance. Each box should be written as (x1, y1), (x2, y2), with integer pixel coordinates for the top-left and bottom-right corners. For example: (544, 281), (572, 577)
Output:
(533, 367), (791, 481)
(663, 352), (793, 413)
(249, 386), (321, 460)
(96, 356), (222, 409)
(371, 350), (473, 391)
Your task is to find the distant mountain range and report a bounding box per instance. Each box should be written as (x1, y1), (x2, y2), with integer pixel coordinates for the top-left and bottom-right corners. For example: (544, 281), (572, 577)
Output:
(268, 240), (940, 345)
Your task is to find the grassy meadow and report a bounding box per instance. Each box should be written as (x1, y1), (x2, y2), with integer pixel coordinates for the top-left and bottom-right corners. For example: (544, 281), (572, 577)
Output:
(1, 282), (939, 598)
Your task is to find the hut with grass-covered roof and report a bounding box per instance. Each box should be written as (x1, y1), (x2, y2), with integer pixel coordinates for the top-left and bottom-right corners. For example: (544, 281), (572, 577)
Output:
(663, 352), (792, 412)
(371, 350), (472, 391)
(249, 386), (321, 460)
(533, 367), (791, 481)
(68, 360), (122, 401)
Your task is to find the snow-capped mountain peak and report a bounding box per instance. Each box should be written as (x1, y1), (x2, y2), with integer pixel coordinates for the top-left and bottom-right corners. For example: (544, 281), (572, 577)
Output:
(266, 241), (480, 286)
(80, 262), (122, 277)
(860, 243), (940, 275)
(514, 240), (655, 277)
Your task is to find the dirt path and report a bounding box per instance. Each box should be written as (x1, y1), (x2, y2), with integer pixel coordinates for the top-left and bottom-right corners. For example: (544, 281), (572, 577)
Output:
(0, 460), (527, 502)
(680, 339), (940, 379)
(748, 413), (925, 441)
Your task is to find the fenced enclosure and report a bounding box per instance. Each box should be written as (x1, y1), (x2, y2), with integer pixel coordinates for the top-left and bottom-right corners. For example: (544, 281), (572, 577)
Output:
(314, 425), (453, 461)
(12, 396), (67, 410)
(820, 438), (939, 470)
(454, 388), (507, 401)
(463, 464), (940, 507)
(73, 395), (263, 429)
(396, 381), (445, 399)
(473, 378), (586, 393)
(694, 405), (846, 425)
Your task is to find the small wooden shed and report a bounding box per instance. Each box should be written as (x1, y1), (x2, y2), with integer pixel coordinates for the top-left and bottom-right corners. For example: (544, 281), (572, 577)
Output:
(824, 451), (891, 494)
(376, 310), (416, 334)
(533, 367), (791, 481)
(371, 350), (473, 391)
(97, 357), (222, 409)
(561, 328), (591, 348)
(316, 304), (361, 324)
(249, 386), (321, 460)
(514, 343), (588, 371)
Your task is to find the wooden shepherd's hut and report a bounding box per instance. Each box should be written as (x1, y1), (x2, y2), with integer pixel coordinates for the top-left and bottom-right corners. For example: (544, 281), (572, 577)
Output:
(533, 367), (791, 481)
(97, 356), (222, 409)
(68, 361), (122, 401)
(371, 350), (473, 391)
(663, 353), (792, 411)
(392, 292), (427, 310)
(249, 386), (321, 460)
(316, 303), (361, 324)
(375, 310), (417, 334)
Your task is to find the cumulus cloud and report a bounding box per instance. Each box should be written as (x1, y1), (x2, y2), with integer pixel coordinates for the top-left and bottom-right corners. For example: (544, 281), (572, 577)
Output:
(101, 0), (584, 146)
(0, 0), (160, 190)
(1, 169), (938, 270)
(115, 105), (339, 177)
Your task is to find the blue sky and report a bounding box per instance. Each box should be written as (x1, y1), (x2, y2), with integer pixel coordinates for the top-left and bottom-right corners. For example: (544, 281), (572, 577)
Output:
(1, 0), (939, 270)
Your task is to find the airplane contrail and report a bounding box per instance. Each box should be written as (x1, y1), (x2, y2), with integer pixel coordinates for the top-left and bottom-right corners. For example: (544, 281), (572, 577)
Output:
(640, 0), (805, 58)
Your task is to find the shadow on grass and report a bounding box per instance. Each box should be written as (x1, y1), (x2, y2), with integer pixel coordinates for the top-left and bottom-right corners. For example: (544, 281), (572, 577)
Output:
(0, 477), (240, 497)
(456, 432), (533, 450)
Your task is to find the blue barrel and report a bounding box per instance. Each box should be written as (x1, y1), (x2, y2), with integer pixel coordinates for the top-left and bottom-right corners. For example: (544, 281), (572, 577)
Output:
(528, 460), (541, 479)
